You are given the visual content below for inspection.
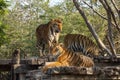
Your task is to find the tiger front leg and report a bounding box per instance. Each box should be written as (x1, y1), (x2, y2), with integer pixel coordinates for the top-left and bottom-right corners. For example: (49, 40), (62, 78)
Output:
(54, 33), (59, 43)
(39, 49), (44, 57)
(38, 45), (46, 58)
(42, 62), (62, 73)
(48, 41), (53, 55)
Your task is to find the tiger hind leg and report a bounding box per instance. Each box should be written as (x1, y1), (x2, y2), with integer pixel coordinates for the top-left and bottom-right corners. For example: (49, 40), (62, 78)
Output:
(36, 46), (44, 57)
(38, 48), (46, 58)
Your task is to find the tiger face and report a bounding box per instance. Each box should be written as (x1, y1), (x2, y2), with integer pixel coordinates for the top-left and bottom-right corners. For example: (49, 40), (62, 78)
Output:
(49, 19), (62, 34)
(51, 43), (64, 56)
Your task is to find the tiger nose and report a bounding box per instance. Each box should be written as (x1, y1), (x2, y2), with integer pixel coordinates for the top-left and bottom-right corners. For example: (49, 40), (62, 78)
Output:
(55, 30), (60, 33)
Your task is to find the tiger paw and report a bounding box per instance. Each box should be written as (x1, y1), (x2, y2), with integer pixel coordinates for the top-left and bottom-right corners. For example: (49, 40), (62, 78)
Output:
(42, 66), (48, 73)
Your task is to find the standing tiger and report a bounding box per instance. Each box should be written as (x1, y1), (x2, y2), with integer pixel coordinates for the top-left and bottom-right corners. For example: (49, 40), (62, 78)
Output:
(36, 19), (62, 57)
(64, 34), (99, 58)
(42, 43), (94, 72)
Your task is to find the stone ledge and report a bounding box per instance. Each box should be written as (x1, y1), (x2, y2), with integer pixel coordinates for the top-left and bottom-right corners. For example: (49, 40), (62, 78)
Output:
(26, 66), (120, 80)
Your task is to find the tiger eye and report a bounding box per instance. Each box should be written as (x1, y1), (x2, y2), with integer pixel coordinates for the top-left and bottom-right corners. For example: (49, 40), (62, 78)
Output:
(53, 24), (58, 27)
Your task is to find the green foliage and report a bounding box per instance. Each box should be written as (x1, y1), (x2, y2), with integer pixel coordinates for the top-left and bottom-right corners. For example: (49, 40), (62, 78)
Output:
(0, 0), (119, 59)
(0, 0), (9, 15)
(0, 0), (9, 48)
(0, 22), (8, 46)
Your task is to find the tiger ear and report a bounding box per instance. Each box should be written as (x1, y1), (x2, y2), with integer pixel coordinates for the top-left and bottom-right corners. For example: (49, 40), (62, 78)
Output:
(48, 19), (54, 25)
(50, 19), (54, 21)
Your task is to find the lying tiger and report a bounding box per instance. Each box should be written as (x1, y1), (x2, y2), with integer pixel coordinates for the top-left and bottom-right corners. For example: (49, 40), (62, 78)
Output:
(42, 43), (94, 72)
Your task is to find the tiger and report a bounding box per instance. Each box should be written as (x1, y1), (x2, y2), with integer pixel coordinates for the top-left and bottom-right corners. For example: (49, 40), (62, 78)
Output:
(42, 43), (94, 72)
(64, 34), (100, 58)
(36, 19), (62, 57)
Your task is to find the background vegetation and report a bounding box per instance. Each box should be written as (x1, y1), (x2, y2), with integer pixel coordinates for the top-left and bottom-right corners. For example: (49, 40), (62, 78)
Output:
(0, 0), (120, 59)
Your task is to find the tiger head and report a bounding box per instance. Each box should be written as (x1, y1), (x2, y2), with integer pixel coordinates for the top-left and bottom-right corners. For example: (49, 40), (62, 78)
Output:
(51, 43), (64, 56)
(48, 19), (62, 33)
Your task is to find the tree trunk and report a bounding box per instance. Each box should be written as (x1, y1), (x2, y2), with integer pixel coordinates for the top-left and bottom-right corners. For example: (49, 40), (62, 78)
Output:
(73, 0), (113, 57)
(99, 0), (117, 57)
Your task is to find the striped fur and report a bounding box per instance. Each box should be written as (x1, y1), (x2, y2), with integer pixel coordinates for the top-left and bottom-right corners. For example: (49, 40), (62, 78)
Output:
(43, 43), (94, 72)
(36, 19), (62, 56)
(64, 34), (99, 58)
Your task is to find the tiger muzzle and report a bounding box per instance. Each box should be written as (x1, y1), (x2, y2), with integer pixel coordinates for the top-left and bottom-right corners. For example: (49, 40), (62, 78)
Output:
(55, 30), (60, 33)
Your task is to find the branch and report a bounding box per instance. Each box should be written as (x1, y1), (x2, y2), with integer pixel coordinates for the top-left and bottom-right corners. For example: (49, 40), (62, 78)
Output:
(99, 0), (116, 57)
(107, 11), (117, 56)
(83, 1), (116, 29)
(99, 0), (120, 33)
(106, 35), (116, 57)
(104, 0), (120, 33)
(82, 1), (107, 20)
(110, 0), (120, 19)
(106, 8), (116, 57)
(73, 0), (113, 57)
(99, 0), (108, 15)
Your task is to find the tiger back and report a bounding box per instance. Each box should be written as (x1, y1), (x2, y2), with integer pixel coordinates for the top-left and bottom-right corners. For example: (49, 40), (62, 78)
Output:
(64, 34), (99, 58)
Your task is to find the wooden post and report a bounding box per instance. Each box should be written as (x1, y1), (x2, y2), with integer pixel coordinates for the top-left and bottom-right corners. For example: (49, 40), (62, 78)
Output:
(11, 49), (20, 80)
